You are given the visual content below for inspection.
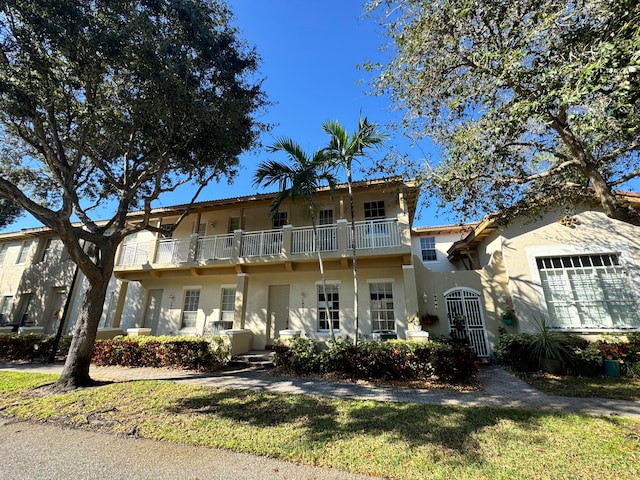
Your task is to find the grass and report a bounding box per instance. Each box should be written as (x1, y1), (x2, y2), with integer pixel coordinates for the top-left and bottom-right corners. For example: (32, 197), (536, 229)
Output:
(515, 371), (640, 401)
(1, 371), (640, 479)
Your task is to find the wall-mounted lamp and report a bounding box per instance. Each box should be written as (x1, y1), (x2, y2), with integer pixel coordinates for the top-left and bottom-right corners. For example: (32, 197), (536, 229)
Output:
(422, 292), (428, 304)
(169, 294), (175, 308)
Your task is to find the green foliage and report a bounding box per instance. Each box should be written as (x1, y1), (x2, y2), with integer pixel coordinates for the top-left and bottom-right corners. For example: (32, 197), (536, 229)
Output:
(0, 0), (267, 386)
(271, 337), (320, 374)
(91, 335), (229, 371)
(367, 0), (640, 224)
(0, 333), (72, 361)
(273, 337), (477, 383)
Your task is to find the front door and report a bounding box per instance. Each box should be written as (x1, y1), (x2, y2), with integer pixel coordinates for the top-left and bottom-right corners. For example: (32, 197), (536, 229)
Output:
(143, 289), (163, 334)
(267, 285), (290, 345)
(44, 288), (66, 334)
(444, 288), (490, 357)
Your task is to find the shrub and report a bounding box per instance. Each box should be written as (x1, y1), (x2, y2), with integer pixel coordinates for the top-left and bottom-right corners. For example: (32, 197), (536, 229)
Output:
(0, 333), (72, 362)
(570, 344), (603, 377)
(495, 332), (535, 371)
(272, 336), (477, 383)
(92, 335), (229, 371)
(271, 337), (319, 374)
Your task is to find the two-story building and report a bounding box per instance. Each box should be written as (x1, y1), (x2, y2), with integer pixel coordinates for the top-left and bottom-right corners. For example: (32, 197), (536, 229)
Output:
(113, 177), (420, 349)
(1, 179), (639, 358)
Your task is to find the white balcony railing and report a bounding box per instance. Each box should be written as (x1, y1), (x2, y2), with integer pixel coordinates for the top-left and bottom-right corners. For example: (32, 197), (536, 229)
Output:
(196, 234), (234, 261)
(115, 218), (404, 267)
(155, 237), (191, 263)
(118, 242), (150, 266)
(240, 229), (283, 257)
(291, 225), (337, 254)
(350, 219), (401, 249)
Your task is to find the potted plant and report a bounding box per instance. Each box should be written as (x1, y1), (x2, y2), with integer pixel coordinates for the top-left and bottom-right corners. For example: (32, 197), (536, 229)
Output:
(595, 341), (627, 377)
(500, 309), (516, 326)
(422, 313), (438, 327)
(528, 317), (577, 374)
(453, 314), (465, 331)
(409, 313), (422, 331)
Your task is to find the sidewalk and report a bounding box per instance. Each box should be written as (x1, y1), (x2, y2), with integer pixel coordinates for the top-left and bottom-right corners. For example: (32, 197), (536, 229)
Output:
(2, 361), (640, 418)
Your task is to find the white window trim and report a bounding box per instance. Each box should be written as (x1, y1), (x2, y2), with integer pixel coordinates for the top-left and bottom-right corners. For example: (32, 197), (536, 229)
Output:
(526, 242), (640, 332)
(420, 236), (439, 263)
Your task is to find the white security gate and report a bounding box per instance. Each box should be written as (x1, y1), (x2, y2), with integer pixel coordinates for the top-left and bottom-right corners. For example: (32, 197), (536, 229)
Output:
(444, 288), (490, 357)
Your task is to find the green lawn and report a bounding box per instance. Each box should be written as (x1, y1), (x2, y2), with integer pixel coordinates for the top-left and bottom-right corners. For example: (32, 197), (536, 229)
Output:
(515, 371), (640, 401)
(1, 371), (639, 480)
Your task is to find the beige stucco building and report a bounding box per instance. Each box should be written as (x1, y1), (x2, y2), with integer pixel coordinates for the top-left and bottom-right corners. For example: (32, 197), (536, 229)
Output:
(1, 181), (639, 358)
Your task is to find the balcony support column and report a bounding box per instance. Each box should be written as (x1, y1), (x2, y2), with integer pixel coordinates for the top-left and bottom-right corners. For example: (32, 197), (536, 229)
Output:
(281, 225), (292, 256)
(402, 265), (419, 337)
(336, 219), (349, 257)
(232, 229), (243, 261)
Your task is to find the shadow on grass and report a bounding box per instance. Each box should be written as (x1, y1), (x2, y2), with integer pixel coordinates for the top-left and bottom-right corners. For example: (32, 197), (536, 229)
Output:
(167, 388), (553, 458)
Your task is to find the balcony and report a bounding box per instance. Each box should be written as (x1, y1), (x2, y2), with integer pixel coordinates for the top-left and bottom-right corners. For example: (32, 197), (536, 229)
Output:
(115, 217), (408, 269)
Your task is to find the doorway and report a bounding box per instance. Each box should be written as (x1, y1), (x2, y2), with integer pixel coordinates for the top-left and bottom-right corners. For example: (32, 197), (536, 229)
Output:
(444, 287), (490, 357)
(143, 289), (163, 334)
(44, 288), (66, 334)
(267, 285), (290, 345)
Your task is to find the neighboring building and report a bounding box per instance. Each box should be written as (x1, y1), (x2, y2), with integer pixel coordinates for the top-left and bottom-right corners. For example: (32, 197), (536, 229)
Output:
(1, 180), (639, 359)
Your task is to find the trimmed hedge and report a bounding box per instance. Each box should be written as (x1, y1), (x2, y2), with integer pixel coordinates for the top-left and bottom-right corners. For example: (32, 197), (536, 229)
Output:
(272, 337), (478, 383)
(0, 333), (72, 362)
(92, 335), (230, 371)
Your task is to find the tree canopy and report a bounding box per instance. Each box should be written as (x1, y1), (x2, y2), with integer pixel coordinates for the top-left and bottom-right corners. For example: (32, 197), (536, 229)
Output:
(366, 0), (640, 224)
(0, 0), (267, 388)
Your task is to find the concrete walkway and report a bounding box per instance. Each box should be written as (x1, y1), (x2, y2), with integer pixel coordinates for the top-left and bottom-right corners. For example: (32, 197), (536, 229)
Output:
(2, 361), (640, 418)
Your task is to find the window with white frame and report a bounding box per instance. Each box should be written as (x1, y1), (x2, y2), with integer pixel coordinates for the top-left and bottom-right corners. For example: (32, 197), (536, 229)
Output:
(537, 254), (640, 329)
(364, 200), (385, 220)
(420, 236), (437, 262)
(16, 240), (32, 264)
(0, 295), (13, 323)
(0, 244), (8, 265)
(228, 216), (245, 232)
(220, 287), (236, 323)
(319, 209), (333, 225)
(272, 211), (288, 229)
(318, 284), (339, 331)
(370, 282), (395, 331)
(181, 289), (200, 329)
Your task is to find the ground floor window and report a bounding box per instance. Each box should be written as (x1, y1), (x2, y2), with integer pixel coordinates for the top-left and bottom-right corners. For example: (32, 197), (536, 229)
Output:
(537, 254), (640, 329)
(181, 289), (200, 329)
(220, 287), (236, 323)
(318, 284), (339, 331)
(370, 282), (395, 331)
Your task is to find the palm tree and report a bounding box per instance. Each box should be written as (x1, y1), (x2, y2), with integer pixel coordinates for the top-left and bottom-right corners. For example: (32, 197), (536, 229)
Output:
(322, 117), (386, 347)
(253, 138), (338, 340)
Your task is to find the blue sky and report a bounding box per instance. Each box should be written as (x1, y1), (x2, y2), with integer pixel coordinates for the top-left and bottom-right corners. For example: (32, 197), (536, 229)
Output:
(4, 1), (451, 233)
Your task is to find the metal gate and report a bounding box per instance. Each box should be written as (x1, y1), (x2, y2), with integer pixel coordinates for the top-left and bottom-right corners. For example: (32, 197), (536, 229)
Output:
(444, 288), (490, 357)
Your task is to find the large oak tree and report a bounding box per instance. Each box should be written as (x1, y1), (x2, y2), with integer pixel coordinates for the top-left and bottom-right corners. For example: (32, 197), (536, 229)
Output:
(0, 0), (267, 389)
(366, 0), (640, 223)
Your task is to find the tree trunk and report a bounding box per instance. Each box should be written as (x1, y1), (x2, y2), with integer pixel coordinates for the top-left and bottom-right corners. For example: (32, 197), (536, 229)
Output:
(54, 274), (111, 390)
(309, 201), (335, 341)
(347, 169), (359, 348)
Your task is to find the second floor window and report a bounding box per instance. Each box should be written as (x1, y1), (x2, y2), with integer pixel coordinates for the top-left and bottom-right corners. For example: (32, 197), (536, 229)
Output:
(420, 237), (437, 262)
(364, 200), (385, 220)
(16, 240), (33, 265)
(272, 211), (288, 229)
(0, 244), (8, 265)
(319, 209), (333, 225)
(228, 216), (245, 232)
